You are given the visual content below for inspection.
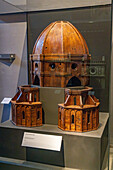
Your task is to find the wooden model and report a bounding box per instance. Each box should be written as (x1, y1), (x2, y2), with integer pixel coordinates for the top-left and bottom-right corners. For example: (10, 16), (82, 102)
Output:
(58, 86), (100, 132)
(11, 85), (42, 127)
(30, 21), (91, 87)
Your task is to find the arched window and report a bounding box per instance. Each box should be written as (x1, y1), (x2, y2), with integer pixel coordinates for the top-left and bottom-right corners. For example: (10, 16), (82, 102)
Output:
(66, 76), (81, 87)
(71, 63), (77, 69)
(35, 63), (38, 68)
(33, 75), (40, 85)
(88, 113), (90, 123)
(72, 115), (74, 124)
(37, 111), (40, 119)
(22, 111), (25, 119)
(34, 94), (36, 102)
(59, 112), (61, 120)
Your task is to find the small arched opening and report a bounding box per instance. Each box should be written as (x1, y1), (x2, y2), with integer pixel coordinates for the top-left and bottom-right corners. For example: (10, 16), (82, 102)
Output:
(66, 76), (81, 87)
(22, 111), (25, 119)
(33, 75), (40, 85)
(34, 94), (36, 102)
(72, 115), (74, 124)
(37, 111), (40, 119)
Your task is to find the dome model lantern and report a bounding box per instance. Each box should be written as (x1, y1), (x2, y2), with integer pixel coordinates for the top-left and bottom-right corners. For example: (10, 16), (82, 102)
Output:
(30, 21), (90, 87)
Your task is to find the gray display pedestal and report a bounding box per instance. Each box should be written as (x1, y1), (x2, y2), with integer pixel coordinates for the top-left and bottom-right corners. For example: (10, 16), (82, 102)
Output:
(0, 112), (109, 170)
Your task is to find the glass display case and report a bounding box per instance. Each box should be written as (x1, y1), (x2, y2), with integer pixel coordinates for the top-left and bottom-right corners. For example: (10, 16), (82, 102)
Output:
(28, 5), (111, 112)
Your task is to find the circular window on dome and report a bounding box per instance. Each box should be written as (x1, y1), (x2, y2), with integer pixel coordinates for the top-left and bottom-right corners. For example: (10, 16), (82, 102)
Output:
(49, 63), (55, 69)
(71, 63), (77, 69)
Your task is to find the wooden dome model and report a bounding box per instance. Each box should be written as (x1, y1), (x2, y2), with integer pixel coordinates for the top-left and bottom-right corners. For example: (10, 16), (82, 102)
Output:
(30, 21), (91, 87)
(11, 85), (42, 127)
(58, 86), (100, 132)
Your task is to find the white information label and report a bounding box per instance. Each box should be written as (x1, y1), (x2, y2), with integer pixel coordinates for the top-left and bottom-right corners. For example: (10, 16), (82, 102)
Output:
(22, 132), (62, 151)
(1, 98), (12, 104)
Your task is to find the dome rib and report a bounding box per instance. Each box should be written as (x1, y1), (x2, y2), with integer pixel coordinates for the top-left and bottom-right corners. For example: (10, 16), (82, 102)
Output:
(42, 22), (56, 54)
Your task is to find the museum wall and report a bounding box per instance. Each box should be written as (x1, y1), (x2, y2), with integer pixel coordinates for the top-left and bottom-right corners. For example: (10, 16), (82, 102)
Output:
(0, 14), (28, 121)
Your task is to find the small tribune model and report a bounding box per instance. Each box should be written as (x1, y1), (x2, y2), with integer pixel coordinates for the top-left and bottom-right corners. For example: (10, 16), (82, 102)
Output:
(11, 85), (42, 127)
(58, 86), (100, 132)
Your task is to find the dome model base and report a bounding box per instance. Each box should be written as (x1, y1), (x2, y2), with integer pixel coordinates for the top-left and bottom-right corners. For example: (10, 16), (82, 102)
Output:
(58, 86), (100, 132)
